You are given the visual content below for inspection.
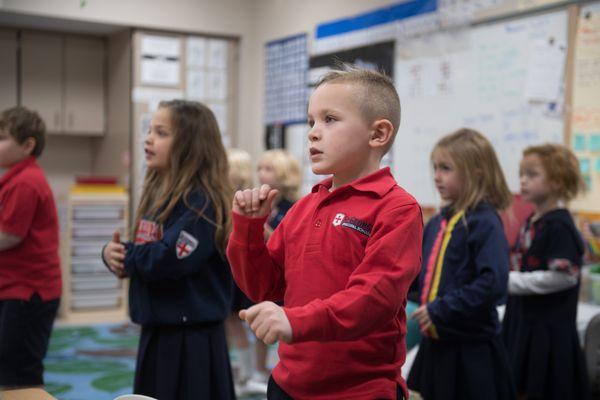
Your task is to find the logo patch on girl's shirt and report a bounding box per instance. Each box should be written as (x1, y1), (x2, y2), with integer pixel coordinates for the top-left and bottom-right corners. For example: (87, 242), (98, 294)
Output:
(332, 213), (372, 236)
(135, 219), (163, 244)
(176, 230), (198, 259)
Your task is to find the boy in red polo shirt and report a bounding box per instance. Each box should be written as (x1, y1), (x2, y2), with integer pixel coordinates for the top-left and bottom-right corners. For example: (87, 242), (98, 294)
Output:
(0, 106), (61, 389)
(227, 68), (423, 400)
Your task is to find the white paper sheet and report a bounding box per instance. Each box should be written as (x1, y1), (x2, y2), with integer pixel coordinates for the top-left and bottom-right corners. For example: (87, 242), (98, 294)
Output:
(186, 70), (206, 99)
(208, 39), (228, 69)
(141, 58), (180, 86)
(525, 39), (565, 102)
(187, 37), (207, 67)
(141, 35), (180, 58)
(207, 70), (228, 100)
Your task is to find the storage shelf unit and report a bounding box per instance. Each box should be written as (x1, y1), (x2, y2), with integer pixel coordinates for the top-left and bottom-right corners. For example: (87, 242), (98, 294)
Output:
(59, 187), (129, 324)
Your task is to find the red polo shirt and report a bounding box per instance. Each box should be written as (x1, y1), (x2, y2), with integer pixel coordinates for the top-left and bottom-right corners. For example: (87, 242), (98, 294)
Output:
(227, 167), (423, 400)
(0, 156), (62, 301)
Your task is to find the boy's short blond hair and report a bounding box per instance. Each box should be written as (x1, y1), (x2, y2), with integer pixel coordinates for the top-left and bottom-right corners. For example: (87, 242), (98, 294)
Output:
(258, 149), (302, 201)
(315, 66), (400, 153)
(227, 148), (253, 190)
(523, 143), (586, 201)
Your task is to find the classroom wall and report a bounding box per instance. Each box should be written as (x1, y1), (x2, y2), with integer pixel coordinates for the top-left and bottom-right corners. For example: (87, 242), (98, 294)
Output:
(91, 29), (131, 179)
(38, 136), (95, 204)
(0, 0), (255, 36)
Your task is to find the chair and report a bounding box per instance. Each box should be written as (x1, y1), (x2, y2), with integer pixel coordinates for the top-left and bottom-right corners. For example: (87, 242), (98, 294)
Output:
(584, 313), (600, 397)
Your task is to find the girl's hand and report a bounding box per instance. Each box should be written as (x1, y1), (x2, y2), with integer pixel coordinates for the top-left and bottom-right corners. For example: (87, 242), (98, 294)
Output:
(103, 230), (127, 278)
(239, 301), (293, 345)
(232, 184), (278, 218)
(412, 305), (433, 333)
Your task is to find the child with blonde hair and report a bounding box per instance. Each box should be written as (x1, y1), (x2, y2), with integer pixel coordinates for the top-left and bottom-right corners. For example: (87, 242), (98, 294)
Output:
(102, 100), (234, 400)
(502, 143), (591, 400)
(225, 148), (260, 395)
(228, 67), (422, 400)
(257, 149), (301, 240)
(228, 148), (253, 191)
(407, 128), (516, 400)
(240, 149), (302, 390)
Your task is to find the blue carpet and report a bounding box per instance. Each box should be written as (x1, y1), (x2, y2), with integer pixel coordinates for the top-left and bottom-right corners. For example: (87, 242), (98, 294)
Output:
(44, 323), (138, 399)
(44, 323), (267, 399)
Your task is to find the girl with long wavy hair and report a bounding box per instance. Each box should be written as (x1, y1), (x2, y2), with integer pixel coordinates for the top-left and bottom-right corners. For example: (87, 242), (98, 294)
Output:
(102, 100), (234, 400)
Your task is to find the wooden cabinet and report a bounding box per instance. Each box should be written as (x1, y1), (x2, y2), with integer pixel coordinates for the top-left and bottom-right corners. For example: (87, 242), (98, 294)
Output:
(21, 32), (63, 131)
(21, 31), (106, 135)
(0, 29), (18, 112)
(64, 37), (106, 134)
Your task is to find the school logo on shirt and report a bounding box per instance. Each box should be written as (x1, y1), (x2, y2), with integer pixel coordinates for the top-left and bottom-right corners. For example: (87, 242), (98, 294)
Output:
(333, 213), (345, 226)
(135, 219), (163, 244)
(176, 230), (198, 259)
(332, 213), (372, 236)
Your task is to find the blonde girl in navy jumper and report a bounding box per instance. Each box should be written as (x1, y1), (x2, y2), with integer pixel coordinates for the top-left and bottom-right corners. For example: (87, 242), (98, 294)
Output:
(407, 128), (516, 400)
(102, 100), (234, 400)
(502, 144), (591, 400)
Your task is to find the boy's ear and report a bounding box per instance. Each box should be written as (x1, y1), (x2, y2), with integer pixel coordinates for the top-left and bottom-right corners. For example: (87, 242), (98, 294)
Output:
(369, 118), (394, 149)
(22, 137), (36, 156)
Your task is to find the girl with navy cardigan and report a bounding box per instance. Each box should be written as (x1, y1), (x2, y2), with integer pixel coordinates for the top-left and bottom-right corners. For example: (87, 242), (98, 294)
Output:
(103, 100), (234, 400)
(408, 128), (516, 400)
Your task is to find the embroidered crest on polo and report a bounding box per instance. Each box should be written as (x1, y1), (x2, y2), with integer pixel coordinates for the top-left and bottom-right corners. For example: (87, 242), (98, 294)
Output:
(333, 213), (345, 226)
(176, 230), (199, 259)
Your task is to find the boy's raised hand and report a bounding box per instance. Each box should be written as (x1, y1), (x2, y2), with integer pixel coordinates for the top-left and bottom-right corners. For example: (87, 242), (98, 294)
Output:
(239, 301), (292, 345)
(232, 184), (278, 218)
(102, 230), (127, 278)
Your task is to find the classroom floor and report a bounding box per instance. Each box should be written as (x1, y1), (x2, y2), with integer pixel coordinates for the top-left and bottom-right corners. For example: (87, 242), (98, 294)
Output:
(44, 323), (268, 400)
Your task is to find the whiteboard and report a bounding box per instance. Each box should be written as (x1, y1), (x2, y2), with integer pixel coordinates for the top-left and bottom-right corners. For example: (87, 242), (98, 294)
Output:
(393, 10), (568, 206)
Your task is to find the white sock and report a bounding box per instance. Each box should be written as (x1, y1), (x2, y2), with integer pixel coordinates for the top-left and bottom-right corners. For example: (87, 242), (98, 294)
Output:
(237, 347), (253, 382)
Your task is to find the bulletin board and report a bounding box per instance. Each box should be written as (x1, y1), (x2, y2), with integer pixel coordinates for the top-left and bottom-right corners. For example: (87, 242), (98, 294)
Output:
(131, 30), (237, 210)
(571, 2), (600, 212)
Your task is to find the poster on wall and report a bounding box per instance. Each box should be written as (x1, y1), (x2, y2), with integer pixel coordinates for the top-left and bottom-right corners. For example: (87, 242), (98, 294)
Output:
(308, 41), (395, 83)
(571, 3), (600, 211)
(140, 35), (181, 86)
(264, 34), (309, 126)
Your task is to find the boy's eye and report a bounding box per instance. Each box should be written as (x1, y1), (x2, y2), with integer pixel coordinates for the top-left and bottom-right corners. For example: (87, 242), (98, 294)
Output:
(308, 119), (314, 128)
(325, 115), (335, 123)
